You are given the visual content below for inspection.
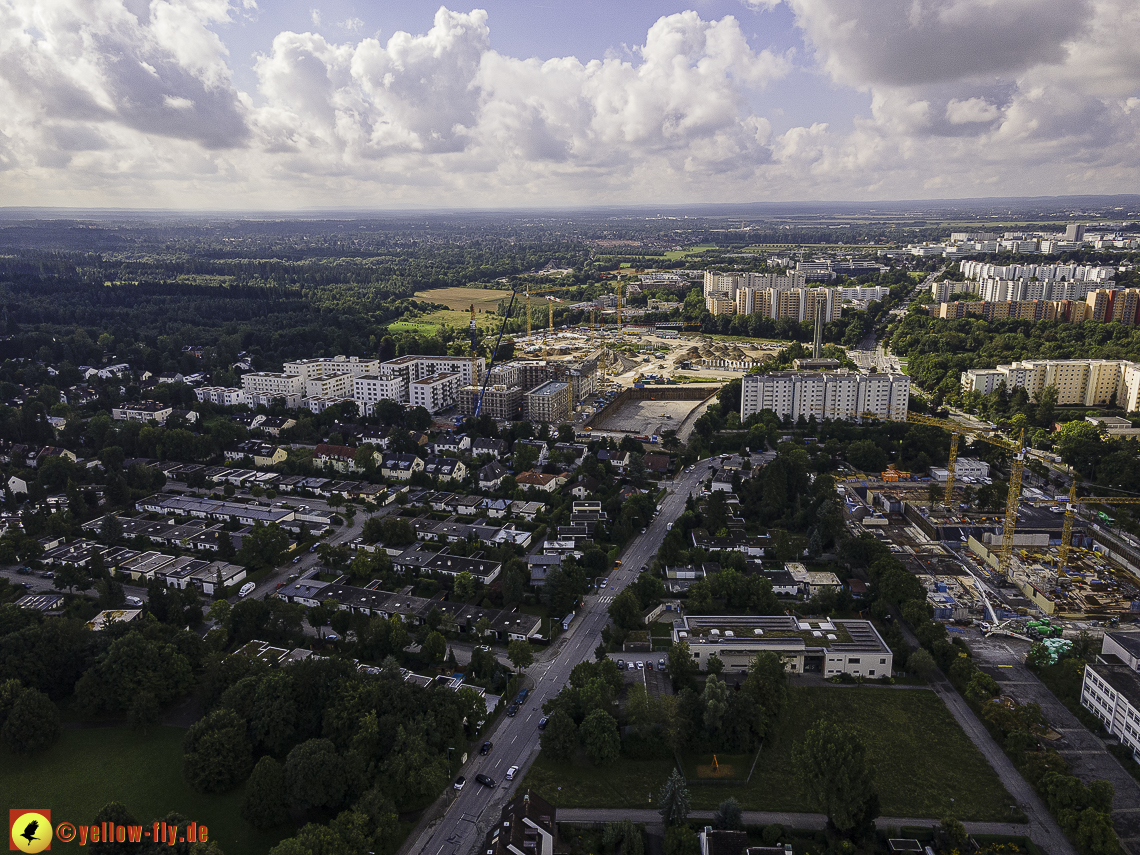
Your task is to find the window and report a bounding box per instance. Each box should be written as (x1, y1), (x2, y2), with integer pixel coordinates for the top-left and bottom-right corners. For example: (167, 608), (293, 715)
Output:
(868, 670), (876, 676)
(880, 658), (887, 664)
(847, 657), (860, 664)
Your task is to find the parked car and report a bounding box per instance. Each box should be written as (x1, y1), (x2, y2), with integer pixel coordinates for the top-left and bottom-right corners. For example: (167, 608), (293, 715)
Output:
(516, 688), (529, 704)
(480, 741), (493, 755)
(125, 596), (143, 607)
(538, 717), (548, 730)
(646, 662), (653, 670)
(506, 704), (518, 717)
(40, 571), (53, 579)
(239, 582), (256, 597)
(15, 566), (31, 576)
(454, 776), (465, 790)
(635, 661), (643, 670)
(600, 578), (608, 588)
(658, 658), (666, 669)
(616, 659), (625, 670)
(475, 774), (496, 789)
(325, 633), (339, 642)
(506, 765), (519, 781)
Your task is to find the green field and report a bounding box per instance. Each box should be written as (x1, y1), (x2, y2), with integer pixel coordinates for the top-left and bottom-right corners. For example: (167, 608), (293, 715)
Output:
(520, 686), (1013, 821)
(0, 727), (285, 855)
(663, 245), (717, 260)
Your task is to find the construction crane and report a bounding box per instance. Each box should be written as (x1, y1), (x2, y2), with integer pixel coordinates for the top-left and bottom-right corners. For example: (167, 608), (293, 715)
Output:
(469, 304), (478, 357)
(474, 285), (521, 418)
(616, 281), (623, 333)
(906, 412), (1028, 575)
(1027, 482), (1140, 572)
(524, 284), (577, 338)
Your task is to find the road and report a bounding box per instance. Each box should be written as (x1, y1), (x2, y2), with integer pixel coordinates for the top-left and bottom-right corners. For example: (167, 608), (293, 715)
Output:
(403, 459), (717, 855)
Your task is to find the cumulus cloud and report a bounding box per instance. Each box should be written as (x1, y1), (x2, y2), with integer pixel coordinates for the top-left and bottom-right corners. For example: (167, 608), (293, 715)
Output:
(1, 1), (1140, 206)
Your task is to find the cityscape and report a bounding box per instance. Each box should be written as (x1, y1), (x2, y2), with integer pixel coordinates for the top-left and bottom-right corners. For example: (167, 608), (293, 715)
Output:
(2, 4), (1140, 855)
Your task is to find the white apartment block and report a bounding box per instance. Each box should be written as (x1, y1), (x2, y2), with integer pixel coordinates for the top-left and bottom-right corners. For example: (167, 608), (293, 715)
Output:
(281, 356), (380, 381)
(353, 375), (405, 407)
(960, 261), (1115, 284)
(379, 356), (485, 398)
(835, 286), (891, 302)
(976, 277), (1103, 303)
(241, 372), (305, 398)
(741, 370), (909, 423)
(960, 359), (1140, 409)
(931, 279), (974, 302)
(195, 387), (247, 407)
(410, 372), (462, 413)
(304, 373), (354, 399)
(301, 396), (351, 414)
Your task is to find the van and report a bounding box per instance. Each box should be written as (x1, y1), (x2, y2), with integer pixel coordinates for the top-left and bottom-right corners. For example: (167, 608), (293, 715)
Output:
(239, 582), (256, 598)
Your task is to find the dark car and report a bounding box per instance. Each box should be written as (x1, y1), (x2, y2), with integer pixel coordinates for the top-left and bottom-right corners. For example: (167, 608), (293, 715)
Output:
(506, 704), (518, 717)
(15, 566), (31, 575)
(40, 571), (53, 579)
(475, 774), (496, 789)
(538, 717), (549, 730)
(516, 688), (529, 704)
(480, 741), (493, 755)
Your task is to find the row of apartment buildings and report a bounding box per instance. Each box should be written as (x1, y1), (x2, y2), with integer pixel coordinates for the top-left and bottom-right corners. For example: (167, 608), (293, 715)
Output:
(937, 288), (1140, 325)
(740, 369), (910, 423)
(702, 270), (890, 321)
(961, 359), (1140, 409)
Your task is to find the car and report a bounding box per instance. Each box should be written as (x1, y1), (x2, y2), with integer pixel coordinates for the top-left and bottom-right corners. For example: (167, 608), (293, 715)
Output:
(516, 688), (529, 704)
(125, 596), (143, 607)
(640, 528), (647, 534)
(480, 741), (493, 755)
(40, 571), (53, 579)
(617, 659), (625, 670)
(292, 556), (302, 563)
(475, 774), (496, 789)
(454, 776), (465, 790)
(613, 559), (622, 567)
(506, 704), (518, 717)
(239, 582), (256, 597)
(506, 765), (519, 781)
(667, 523), (673, 531)
(600, 578), (608, 588)
(635, 661), (644, 670)
(658, 658), (666, 669)
(325, 633), (339, 642)
(645, 661), (653, 670)
(15, 566), (31, 575)
(538, 717), (549, 730)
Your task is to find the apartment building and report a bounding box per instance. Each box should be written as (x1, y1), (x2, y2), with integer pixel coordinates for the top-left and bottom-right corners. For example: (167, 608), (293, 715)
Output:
(378, 355), (485, 392)
(195, 387), (247, 407)
(960, 359), (1140, 409)
(240, 372), (305, 398)
(525, 381), (572, 423)
(353, 374), (405, 406)
(705, 294), (736, 316)
(930, 279), (974, 303)
(457, 384), (523, 420)
(281, 356), (380, 381)
(735, 286), (838, 322)
(741, 370), (909, 423)
(304, 373), (354, 399)
(112, 401), (174, 424)
(409, 372), (461, 413)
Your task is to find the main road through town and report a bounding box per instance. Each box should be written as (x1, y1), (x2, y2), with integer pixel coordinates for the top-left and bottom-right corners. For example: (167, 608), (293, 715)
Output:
(402, 457), (718, 855)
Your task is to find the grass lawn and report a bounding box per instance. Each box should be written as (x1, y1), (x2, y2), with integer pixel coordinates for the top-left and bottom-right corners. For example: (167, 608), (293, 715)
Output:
(414, 286), (509, 313)
(0, 726), (286, 855)
(388, 320), (441, 333)
(519, 686), (1013, 822)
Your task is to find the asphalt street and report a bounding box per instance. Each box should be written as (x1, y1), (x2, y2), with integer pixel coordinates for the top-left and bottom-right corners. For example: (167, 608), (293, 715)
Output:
(402, 458), (717, 855)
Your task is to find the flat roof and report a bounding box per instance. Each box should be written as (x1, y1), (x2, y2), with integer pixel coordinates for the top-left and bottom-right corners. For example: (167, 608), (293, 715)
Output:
(1089, 661), (1140, 712)
(675, 615), (892, 653)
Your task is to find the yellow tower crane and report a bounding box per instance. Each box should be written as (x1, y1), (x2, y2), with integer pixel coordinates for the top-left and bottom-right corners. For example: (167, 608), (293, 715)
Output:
(906, 412), (1030, 576)
(1027, 482), (1140, 572)
(524, 283), (578, 339)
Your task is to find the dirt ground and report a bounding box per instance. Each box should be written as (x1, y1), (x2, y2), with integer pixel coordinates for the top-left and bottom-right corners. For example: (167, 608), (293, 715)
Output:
(594, 398), (704, 435)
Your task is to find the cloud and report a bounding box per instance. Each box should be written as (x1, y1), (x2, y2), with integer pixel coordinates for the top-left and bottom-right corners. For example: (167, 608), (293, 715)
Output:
(310, 8), (320, 27)
(1, 1), (1139, 207)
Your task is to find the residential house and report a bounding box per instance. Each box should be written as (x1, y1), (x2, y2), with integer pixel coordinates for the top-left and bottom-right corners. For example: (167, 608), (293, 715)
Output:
(478, 461), (509, 491)
(596, 449), (630, 471)
(569, 474), (600, 499)
(516, 471), (559, 493)
(381, 453), (425, 481)
(643, 453), (672, 476)
(471, 437), (509, 459)
(483, 791), (556, 855)
(316, 443), (379, 473)
(431, 432), (471, 455)
(528, 554), (561, 587)
(225, 440), (288, 468)
(424, 456), (467, 483)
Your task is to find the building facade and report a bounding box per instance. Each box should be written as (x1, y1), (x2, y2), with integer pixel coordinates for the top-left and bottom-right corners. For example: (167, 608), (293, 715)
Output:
(741, 370), (909, 423)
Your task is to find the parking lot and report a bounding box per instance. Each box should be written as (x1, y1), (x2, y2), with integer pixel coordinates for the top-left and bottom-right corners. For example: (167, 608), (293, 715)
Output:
(612, 655), (673, 697)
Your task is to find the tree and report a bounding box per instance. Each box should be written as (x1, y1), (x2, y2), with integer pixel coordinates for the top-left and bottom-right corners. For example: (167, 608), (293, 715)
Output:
(580, 708), (620, 766)
(666, 641), (698, 691)
(940, 817), (968, 850)
(308, 603), (331, 638)
(100, 513), (123, 543)
(182, 708), (254, 793)
(243, 756), (289, 830)
(846, 440), (887, 473)
(794, 718), (879, 835)
(285, 738), (353, 814)
(1, 687), (61, 754)
(713, 798), (743, 831)
(128, 691), (160, 735)
(608, 589), (644, 632)
(453, 570), (476, 602)
(658, 768), (691, 827)
(706, 654), (725, 677)
(540, 708), (578, 761)
(907, 648), (936, 679)
(53, 561), (89, 594)
(508, 639), (534, 674)
(423, 630), (447, 663)
(236, 522), (290, 572)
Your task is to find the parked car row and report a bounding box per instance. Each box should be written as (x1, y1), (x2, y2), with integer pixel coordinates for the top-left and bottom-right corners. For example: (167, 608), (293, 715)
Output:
(616, 658), (667, 671)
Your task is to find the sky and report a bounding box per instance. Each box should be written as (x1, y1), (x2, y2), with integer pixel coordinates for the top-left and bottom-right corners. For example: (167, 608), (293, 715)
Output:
(0, 0), (1138, 210)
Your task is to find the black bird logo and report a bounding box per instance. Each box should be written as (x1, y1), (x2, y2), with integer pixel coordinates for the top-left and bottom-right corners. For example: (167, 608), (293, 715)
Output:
(19, 820), (39, 845)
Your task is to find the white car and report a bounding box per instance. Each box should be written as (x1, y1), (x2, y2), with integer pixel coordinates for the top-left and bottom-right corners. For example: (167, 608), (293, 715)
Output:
(125, 596), (143, 607)
(239, 582), (256, 598)
(506, 765), (519, 781)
